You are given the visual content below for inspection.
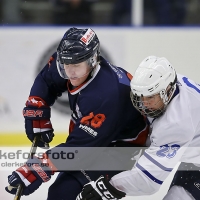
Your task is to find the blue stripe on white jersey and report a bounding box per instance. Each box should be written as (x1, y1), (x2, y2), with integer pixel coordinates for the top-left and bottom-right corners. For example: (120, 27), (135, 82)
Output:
(143, 152), (173, 172)
(136, 152), (173, 185)
(136, 163), (163, 185)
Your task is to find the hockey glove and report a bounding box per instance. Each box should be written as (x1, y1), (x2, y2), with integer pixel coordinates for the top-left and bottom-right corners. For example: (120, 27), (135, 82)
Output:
(23, 96), (54, 147)
(5, 154), (55, 196)
(76, 176), (126, 200)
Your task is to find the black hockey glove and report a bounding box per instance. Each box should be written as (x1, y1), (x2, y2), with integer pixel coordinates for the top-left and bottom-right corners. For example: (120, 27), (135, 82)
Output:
(76, 176), (126, 200)
(23, 96), (54, 147)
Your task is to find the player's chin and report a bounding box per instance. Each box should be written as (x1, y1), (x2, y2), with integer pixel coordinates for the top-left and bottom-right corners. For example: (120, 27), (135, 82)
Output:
(70, 78), (81, 86)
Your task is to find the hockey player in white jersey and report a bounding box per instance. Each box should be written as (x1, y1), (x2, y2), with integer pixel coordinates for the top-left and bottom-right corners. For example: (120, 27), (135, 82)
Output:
(76, 56), (200, 200)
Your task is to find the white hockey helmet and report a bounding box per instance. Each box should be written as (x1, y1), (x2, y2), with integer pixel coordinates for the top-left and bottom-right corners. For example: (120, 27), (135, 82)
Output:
(130, 56), (177, 118)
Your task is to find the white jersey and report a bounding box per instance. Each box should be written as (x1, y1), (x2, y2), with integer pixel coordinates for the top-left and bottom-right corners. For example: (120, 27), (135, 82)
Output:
(110, 74), (200, 196)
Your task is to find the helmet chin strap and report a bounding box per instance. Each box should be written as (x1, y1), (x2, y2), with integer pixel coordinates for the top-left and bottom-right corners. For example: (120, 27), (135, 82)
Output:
(90, 52), (98, 67)
(161, 84), (177, 105)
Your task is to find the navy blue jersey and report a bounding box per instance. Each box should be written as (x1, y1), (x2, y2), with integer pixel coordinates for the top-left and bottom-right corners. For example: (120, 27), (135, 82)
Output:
(29, 54), (147, 149)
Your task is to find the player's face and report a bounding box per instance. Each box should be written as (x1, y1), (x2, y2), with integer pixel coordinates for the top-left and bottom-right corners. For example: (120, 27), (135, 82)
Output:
(64, 61), (91, 86)
(142, 94), (164, 111)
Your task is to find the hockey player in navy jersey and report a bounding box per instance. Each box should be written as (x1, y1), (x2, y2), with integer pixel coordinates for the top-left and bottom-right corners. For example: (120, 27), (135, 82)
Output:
(5, 28), (148, 200)
(77, 56), (200, 200)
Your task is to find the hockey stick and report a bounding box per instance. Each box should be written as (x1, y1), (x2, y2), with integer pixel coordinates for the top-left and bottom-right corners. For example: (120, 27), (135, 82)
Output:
(14, 135), (49, 200)
(81, 170), (92, 182)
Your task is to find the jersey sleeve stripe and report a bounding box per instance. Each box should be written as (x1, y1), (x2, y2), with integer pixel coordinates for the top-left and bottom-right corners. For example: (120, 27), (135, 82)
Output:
(144, 152), (173, 172)
(136, 163), (163, 185)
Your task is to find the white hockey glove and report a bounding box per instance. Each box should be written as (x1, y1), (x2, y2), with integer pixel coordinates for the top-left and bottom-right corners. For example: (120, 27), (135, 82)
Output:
(76, 176), (126, 200)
